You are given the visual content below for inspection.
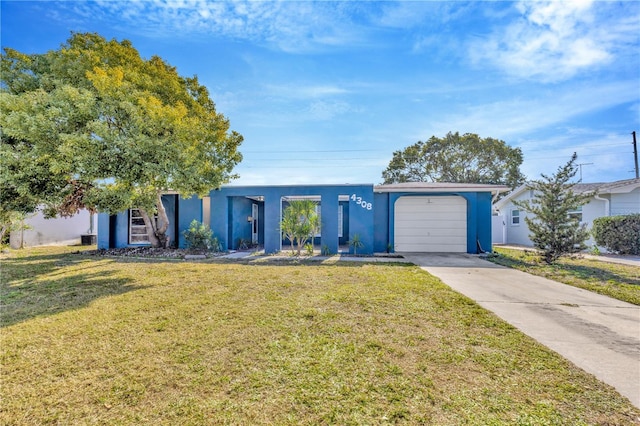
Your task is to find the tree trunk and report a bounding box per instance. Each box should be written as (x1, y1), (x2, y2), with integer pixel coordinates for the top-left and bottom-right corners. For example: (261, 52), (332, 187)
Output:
(139, 193), (171, 248)
(139, 208), (161, 248)
(155, 192), (170, 248)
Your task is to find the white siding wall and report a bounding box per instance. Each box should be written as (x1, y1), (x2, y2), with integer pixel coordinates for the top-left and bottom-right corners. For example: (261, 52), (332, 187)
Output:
(611, 189), (640, 216)
(582, 198), (607, 248)
(498, 188), (639, 249)
(10, 209), (95, 248)
(491, 215), (505, 244)
(506, 208), (534, 246)
(502, 191), (534, 246)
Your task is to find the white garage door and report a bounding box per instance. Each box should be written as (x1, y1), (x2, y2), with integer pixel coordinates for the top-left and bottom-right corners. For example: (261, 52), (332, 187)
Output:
(394, 196), (467, 252)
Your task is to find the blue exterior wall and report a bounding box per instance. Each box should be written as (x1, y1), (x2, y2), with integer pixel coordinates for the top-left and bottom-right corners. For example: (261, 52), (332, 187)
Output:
(177, 195), (203, 248)
(97, 195), (201, 249)
(476, 192), (493, 252)
(209, 184), (375, 255)
(373, 192), (390, 253)
(97, 185), (494, 254)
(97, 213), (110, 249)
(228, 196), (253, 249)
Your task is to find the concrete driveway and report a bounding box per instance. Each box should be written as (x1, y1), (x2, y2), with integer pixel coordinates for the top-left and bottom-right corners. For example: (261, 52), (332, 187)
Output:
(402, 253), (640, 409)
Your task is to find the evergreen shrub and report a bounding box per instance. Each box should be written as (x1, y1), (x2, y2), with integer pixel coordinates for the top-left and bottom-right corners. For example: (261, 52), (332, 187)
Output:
(183, 220), (220, 251)
(592, 214), (640, 255)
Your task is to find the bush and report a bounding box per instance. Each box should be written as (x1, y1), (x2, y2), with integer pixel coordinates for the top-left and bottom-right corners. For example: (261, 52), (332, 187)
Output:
(592, 214), (640, 255)
(182, 220), (220, 251)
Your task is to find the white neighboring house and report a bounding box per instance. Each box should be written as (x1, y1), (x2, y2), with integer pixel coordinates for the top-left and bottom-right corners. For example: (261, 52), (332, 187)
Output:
(492, 178), (640, 249)
(9, 209), (96, 249)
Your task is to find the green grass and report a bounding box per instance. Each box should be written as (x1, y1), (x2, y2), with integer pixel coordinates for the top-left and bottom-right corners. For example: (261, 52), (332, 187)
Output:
(489, 248), (640, 305)
(1, 246), (639, 425)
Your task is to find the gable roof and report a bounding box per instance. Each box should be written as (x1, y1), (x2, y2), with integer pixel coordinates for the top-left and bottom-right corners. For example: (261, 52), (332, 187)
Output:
(494, 178), (640, 210)
(571, 178), (640, 194)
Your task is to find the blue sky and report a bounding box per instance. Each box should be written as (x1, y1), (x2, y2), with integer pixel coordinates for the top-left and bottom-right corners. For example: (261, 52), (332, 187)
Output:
(2, 1), (639, 185)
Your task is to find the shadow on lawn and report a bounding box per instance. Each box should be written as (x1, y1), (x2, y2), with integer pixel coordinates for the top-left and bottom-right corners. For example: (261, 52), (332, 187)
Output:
(1, 252), (143, 328)
(490, 254), (640, 286)
(559, 263), (640, 286)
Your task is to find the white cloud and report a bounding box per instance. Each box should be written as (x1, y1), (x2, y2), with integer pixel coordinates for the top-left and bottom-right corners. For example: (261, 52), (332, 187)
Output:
(264, 84), (349, 99)
(308, 100), (352, 120)
(427, 79), (638, 139)
(470, 0), (636, 82)
(66, 1), (369, 53)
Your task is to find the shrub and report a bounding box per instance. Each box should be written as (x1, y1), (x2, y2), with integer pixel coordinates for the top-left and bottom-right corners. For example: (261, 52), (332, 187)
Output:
(182, 220), (220, 251)
(349, 233), (364, 255)
(592, 214), (640, 255)
(304, 243), (314, 255)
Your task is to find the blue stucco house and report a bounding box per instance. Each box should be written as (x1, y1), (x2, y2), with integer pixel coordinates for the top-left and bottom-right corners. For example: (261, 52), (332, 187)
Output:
(98, 182), (507, 255)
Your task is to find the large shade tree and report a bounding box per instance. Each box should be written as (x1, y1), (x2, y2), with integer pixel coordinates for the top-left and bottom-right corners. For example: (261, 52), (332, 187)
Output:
(1, 33), (243, 247)
(382, 132), (525, 188)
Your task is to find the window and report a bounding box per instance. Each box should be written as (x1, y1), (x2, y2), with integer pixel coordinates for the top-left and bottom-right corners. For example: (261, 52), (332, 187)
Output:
(311, 204), (343, 237)
(314, 204), (321, 237)
(511, 209), (520, 226)
(314, 204), (344, 237)
(129, 209), (152, 244)
(568, 206), (583, 222)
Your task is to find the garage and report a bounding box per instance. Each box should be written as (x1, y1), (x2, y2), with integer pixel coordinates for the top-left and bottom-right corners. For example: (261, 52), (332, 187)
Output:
(394, 195), (467, 252)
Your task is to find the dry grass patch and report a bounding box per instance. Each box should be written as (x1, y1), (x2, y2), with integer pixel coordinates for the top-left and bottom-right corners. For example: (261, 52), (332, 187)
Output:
(489, 248), (640, 305)
(1, 246), (639, 425)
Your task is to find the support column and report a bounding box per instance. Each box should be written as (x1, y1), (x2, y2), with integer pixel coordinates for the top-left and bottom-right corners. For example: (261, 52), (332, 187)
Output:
(320, 194), (339, 254)
(264, 196), (281, 254)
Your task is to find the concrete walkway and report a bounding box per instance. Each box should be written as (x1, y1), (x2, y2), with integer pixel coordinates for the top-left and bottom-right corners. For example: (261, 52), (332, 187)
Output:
(402, 253), (640, 409)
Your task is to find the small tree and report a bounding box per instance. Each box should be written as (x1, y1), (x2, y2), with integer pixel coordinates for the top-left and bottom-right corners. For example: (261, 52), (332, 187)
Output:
(280, 207), (298, 254)
(514, 153), (591, 264)
(280, 200), (320, 255)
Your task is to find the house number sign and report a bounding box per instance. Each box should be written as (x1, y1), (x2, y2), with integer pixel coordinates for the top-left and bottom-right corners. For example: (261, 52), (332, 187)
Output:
(351, 194), (372, 210)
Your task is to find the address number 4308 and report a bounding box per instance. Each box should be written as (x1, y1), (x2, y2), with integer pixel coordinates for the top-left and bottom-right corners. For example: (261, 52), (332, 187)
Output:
(351, 194), (372, 210)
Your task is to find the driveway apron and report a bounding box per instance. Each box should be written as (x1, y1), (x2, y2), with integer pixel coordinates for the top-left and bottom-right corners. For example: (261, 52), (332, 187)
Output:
(402, 253), (640, 409)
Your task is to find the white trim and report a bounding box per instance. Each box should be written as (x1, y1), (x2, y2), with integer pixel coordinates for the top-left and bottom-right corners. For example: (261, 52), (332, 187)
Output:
(129, 209), (151, 244)
(376, 182), (509, 195)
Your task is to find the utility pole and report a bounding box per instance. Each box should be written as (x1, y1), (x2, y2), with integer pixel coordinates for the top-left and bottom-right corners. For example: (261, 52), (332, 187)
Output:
(633, 131), (639, 179)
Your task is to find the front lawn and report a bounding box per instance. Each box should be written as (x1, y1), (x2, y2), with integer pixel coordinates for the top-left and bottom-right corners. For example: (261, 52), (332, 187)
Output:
(1, 246), (638, 424)
(489, 247), (640, 305)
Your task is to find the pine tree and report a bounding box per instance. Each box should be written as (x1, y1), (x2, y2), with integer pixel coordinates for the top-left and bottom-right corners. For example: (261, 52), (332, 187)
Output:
(514, 153), (592, 264)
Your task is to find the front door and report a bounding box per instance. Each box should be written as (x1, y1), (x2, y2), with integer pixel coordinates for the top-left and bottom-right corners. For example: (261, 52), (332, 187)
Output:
(251, 203), (259, 244)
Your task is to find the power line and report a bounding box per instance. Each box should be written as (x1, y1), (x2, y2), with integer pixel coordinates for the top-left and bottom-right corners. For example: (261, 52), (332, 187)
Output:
(242, 142), (631, 156)
(242, 149), (387, 154)
(241, 157), (385, 161)
(239, 165), (380, 169)
(526, 152), (632, 160)
(519, 142), (629, 152)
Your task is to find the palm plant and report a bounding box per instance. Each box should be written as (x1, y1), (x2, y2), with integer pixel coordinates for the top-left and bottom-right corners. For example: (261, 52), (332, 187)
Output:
(280, 199), (320, 255)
